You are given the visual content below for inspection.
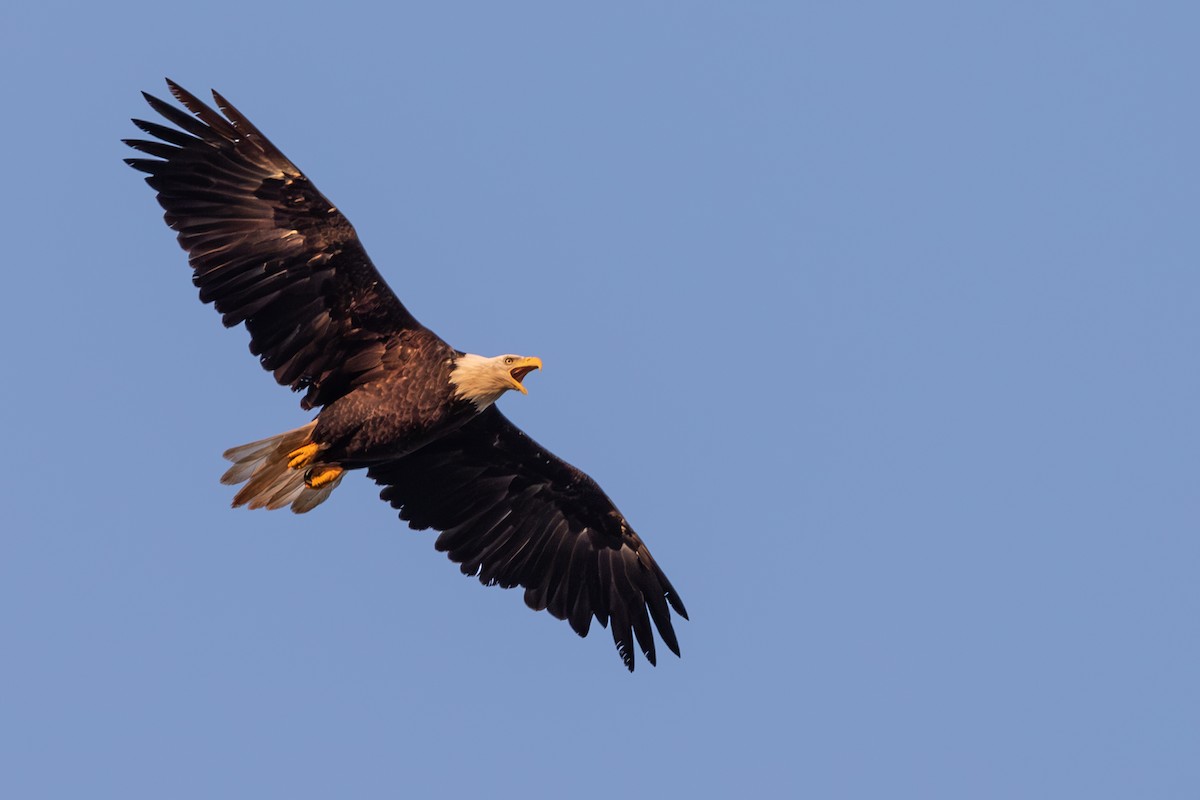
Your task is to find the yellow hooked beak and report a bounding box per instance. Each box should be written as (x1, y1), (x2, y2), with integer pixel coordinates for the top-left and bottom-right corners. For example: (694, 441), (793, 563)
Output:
(508, 356), (543, 394)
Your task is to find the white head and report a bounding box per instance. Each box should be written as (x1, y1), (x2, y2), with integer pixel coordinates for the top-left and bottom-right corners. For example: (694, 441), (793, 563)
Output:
(450, 353), (543, 411)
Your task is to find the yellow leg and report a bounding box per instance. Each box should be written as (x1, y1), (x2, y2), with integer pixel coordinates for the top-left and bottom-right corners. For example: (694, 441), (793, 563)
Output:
(304, 465), (344, 489)
(287, 442), (321, 470)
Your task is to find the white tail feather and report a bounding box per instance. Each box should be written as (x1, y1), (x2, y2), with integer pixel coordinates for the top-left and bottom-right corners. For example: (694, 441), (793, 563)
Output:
(220, 422), (341, 514)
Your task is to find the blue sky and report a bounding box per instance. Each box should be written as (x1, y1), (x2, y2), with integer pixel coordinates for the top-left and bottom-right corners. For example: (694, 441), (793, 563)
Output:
(2, 2), (1197, 797)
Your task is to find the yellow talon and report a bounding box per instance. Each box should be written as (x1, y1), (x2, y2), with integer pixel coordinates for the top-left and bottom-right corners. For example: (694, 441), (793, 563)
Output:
(304, 465), (344, 489)
(286, 442), (321, 470)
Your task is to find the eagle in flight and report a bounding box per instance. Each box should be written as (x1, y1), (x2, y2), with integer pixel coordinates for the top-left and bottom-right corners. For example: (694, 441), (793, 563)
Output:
(125, 80), (686, 671)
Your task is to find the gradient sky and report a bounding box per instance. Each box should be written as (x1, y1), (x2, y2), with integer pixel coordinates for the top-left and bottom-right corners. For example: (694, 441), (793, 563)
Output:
(2, 2), (1197, 798)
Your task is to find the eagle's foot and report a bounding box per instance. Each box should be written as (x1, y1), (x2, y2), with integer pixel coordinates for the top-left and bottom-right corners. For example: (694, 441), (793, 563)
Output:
(304, 465), (344, 489)
(286, 442), (321, 470)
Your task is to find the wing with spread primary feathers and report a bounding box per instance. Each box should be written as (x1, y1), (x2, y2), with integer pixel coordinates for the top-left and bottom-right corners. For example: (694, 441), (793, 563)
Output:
(125, 80), (428, 409)
(368, 407), (688, 671)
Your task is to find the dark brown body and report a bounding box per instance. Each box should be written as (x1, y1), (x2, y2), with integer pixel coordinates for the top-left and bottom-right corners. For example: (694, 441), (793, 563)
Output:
(314, 330), (477, 467)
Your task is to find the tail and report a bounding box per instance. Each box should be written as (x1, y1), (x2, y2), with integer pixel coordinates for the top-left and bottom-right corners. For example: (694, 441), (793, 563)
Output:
(220, 421), (344, 514)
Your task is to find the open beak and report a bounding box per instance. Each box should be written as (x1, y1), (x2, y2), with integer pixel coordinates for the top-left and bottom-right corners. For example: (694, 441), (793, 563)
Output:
(508, 357), (543, 394)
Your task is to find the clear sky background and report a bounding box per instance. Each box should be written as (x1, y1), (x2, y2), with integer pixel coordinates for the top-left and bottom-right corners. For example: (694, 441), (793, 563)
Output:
(2, 2), (1196, 797)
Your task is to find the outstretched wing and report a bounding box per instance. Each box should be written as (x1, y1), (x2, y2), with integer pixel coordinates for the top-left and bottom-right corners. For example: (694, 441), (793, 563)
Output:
(125, 80), (430, 409)
(368, 407), (688, 671)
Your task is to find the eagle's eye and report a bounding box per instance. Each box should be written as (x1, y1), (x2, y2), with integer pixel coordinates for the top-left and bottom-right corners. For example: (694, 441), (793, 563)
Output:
(504, 357), (514, 365)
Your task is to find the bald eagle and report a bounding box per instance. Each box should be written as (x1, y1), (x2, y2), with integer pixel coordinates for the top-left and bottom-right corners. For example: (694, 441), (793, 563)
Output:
(124, 81), (686, 671)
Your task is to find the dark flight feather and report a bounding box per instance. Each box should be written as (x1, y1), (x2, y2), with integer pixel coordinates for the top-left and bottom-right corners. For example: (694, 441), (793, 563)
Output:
(125, 80), (426, 410)
(369, 408), (687, 671)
